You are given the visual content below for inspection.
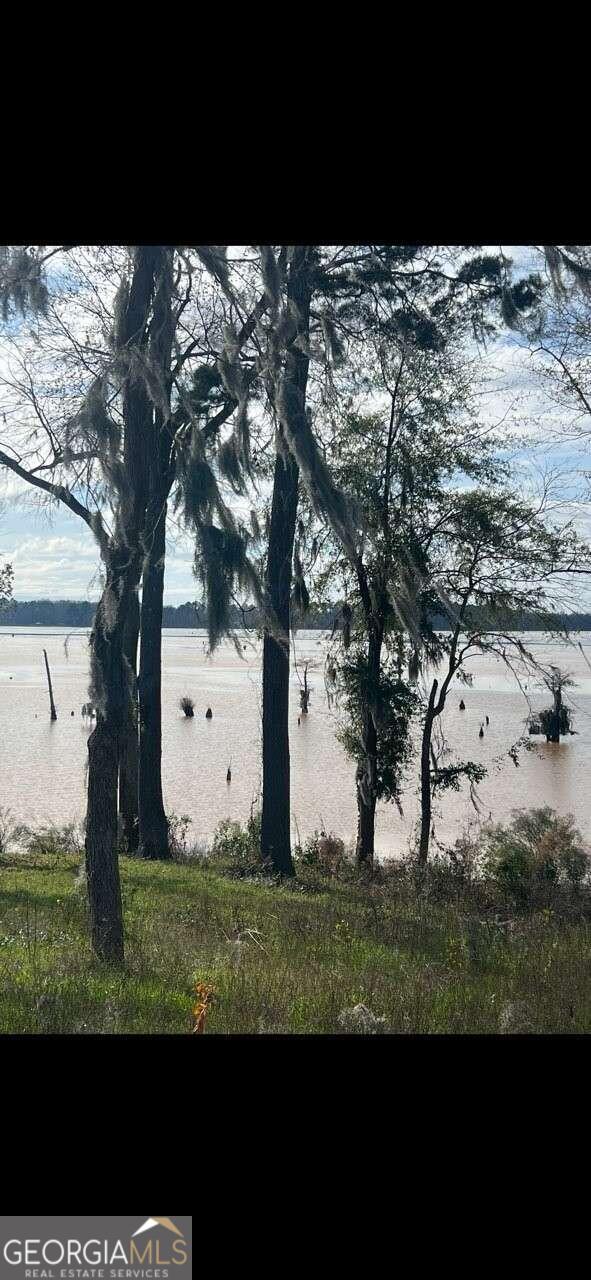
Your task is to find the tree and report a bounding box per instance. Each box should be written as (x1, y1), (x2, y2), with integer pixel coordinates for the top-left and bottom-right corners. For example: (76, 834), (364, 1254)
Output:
(0, 245), (161, 957)
(415, 488), (587, 863)
(174, 244), (344, 876)
(0, 247), (147, 847)
(249, 245), (539, 872)
(505, 246), (591, 474)
(0, 245), (246, 870)
(323, 374), (473, 867)
(137, 246), (292, 858)
(527, 250), (591, 452)
(134, 248), (175, 860)
(0, 244), (281, 947)
(539, 665), (575, 743)
(0, 558), (13, 613)
(312, 271), (539, 864)
(260, 247), (313, 875)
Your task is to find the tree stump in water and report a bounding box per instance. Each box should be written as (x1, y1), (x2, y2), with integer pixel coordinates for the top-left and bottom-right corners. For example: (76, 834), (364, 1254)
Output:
(43, 649), (57, 721)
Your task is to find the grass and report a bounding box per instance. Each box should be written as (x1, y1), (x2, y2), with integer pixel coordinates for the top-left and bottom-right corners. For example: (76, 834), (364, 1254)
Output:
(1, 844), (591, 1034)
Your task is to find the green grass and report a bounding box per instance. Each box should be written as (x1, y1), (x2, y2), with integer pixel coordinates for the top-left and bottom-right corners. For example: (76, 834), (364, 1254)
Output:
(1, 848), (591, 1033)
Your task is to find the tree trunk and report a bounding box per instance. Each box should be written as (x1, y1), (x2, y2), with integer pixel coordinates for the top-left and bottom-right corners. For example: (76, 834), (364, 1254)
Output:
(261, 451), (299, 876)
(260, 249), (311, 877)
(85, 553), (137, 966)
(117, 244), (158, 853)
(138, 497), (169, 860)
(86, 713), (124, 964)
(549, 686), (562, 743)
(43, 648), (57, 721)
(135, 247), (175, 862)
(119, 586), (140, 851)
(355, 626), (383, 869)
(85, 247), (160, 962)
(355, 757), (377, 866)
(418, 679), (438, 864)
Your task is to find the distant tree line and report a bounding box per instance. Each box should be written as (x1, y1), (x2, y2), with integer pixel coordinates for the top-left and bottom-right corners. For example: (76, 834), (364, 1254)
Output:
(1, 599), (204, 628)
(0, 597), (334, 629)
(3, 598), (591, 632)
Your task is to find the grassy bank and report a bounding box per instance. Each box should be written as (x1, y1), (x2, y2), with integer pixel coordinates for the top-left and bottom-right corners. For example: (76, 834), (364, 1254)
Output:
(1, 843), (591, 1033)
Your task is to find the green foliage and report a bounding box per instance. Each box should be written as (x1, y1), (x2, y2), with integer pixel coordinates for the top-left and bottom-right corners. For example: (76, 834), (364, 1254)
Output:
(294, 830), (324, 866)
(167, 813), (194, 859)
(211, 813), (263, 872)
(432, 761), (487, 795)
(482, 809), (589, 900)
(337, 646), (419, 806)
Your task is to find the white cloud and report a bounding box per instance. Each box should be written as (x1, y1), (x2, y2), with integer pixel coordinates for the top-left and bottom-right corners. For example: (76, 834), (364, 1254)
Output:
(10, 535), (97, 559)
(3, 514), (201, 603)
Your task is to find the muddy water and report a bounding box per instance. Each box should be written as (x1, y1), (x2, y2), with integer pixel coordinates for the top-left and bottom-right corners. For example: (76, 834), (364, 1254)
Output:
(1, 628), (590, 855)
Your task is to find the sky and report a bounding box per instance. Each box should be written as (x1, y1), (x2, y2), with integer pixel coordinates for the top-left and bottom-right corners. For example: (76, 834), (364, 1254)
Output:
(1, 246), (590, 607)
(0, 497), (199, 605)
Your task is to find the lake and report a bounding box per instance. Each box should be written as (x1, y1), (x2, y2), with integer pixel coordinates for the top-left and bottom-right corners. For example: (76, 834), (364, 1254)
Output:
(1, 627), (590, 855)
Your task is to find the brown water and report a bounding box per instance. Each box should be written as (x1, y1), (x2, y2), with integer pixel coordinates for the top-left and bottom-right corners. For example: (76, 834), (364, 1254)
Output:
(1, 627), (590, 855)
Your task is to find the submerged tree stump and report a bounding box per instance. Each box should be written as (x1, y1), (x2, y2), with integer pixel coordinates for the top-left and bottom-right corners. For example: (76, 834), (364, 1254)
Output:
(43, 648), (57, 721)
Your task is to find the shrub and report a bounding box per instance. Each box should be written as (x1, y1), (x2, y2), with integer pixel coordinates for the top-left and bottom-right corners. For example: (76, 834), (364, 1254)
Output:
(438, 831), (481, 883)
(167, 813), (194, 860)
(295, 830), (347, 872)
(211, 813), (262, 872)
(19, 821), (84, 860)
(482, 808), (589, 901)
(0, 807), (16, 858)
(298, 829), (324, 870)
(295, 830), (324, 867)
